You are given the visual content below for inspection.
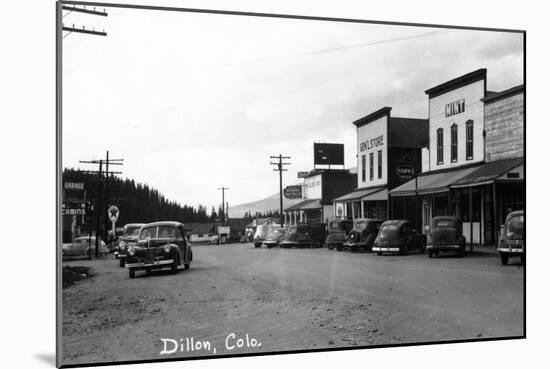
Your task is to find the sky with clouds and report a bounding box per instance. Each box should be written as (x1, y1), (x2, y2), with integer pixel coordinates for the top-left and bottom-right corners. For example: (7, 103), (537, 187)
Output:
(62, 1), (523, 211)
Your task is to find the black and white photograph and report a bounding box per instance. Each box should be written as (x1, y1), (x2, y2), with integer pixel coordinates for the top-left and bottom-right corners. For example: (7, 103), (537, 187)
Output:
(7, 0), (547, 368)
(54, 0), (528, 367)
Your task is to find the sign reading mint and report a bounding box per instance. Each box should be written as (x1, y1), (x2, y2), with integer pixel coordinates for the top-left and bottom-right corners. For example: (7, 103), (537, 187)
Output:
(445, 99), (465, 117)
(284, 185), (302, 199)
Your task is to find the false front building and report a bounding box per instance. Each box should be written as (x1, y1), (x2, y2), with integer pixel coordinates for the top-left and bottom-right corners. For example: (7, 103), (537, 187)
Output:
(389, 69), (524, 245)
(332, 107), (428, 221)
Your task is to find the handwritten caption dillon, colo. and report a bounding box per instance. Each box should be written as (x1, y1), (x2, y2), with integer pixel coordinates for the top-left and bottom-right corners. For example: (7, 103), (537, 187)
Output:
(160, 333), (262, 355)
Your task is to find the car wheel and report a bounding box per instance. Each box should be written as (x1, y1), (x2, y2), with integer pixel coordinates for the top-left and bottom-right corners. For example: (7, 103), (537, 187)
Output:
(458, 247), (465, 258)
(145, 268), (152, 275)
(336, 245), (343, 252)
(119, 258), (125, 267)
(428, 250), (433, 258)
(254, 243), (261, 248)
(419, 246), (426, 254)
(500, 254), (509, 265)
(172, 259), (179, 273)
(377, 252), (382, 256)
(267, 244), (272, 249)
(327, 245), (334, 250)
(129, 268), (135, 279)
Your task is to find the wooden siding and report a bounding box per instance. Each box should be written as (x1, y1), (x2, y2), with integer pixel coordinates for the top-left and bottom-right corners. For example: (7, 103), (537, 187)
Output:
(485, 92), (524, 162)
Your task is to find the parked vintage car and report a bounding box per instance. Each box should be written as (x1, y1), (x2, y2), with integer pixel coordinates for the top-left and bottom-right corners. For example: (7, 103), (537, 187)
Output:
(125, 221), (192, 278)
(342, 218), (383, 252)
(62, 236), (109, 259)
(426, 216), (466, 258)
(115, 223), (146, 267)
(280, 223), (326, 248)
(496, 210), (525, 265)
(325, 219), (354, 250)
(253, 224), (276, 248)
(372, 220), (426, 255)
(262, 227), (285, 248)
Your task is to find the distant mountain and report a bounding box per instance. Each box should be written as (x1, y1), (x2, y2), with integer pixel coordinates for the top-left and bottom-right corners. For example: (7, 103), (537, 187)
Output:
(228, 193), (304, 218)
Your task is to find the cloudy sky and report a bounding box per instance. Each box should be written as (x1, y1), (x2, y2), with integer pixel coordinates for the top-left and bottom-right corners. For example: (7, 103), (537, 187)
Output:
(62, 1), (524, 211)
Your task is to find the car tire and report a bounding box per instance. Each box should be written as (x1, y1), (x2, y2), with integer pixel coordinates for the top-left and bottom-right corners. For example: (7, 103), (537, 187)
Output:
(119, 258), (125, 268)
(428, 250), (433, 258)
(500, 254), (509, 265)
(327, 245), (334, 250)
(419, 247), (425, 254)
(336, 245), (343, 252)
(377, 252), (382, 256)
(172, 258), (179, 273)
(129, 268), (135, 279)
(458, 247), (465, 258)
(254, 243), (261, 248)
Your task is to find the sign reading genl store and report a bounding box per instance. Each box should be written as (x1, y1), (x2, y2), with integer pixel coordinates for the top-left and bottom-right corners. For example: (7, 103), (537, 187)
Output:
(359, 135), (384, 152)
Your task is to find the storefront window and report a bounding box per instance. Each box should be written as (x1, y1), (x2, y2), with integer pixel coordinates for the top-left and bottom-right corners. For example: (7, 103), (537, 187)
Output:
(459, 188), (481, 222)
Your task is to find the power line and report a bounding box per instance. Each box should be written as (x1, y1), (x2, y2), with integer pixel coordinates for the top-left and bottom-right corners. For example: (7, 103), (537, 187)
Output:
(242, 30), (453, 63)
(78, 151), (124, 257)
(270, 155), (291, 226)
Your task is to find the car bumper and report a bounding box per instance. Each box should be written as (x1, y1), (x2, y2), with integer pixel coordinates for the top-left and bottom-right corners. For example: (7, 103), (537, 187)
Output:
(427, 244), (461, 251)
(125, 259), (174, 269)
(497, 247), (524, 254)
(372, 246), (400, 252)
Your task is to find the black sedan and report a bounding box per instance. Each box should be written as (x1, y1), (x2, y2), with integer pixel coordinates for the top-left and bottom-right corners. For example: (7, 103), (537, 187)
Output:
(372, 220), (426, 255)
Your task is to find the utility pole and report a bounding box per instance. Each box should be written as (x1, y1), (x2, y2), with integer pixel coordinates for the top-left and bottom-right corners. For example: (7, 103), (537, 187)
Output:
(61, 2), (108, 39)
(217, 187), (229, 224)
(270, 154), (291, 226)
(79, 153), (123, 257)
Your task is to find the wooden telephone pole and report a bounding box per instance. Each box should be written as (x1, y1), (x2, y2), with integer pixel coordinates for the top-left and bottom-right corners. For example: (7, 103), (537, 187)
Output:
(79, 151), (123, 257)
(270, 155), (291, 226)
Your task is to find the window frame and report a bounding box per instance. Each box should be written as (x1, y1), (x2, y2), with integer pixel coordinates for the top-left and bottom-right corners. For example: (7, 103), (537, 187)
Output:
(436, 128), (444, 165)
(369, 152), (374, 180)
(466, 120), (474, 160)
(377, 150), (382, 179)
(451, 123), (458, 163)
(361, 155), (366, 182)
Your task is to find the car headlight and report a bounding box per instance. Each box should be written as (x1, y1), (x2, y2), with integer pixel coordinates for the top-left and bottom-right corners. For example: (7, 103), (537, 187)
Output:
(128, 246), (136, 256)
(164, 244), (171, 253)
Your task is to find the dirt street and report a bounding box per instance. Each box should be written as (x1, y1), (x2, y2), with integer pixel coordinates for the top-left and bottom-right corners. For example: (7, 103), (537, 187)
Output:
(61, 243), (524, 366)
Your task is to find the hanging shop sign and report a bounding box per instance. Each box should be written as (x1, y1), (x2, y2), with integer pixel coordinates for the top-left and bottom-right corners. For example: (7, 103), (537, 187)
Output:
(284, 185), (302, 199)
(64, 182), (84, 191)
(396, 165), (415, 182)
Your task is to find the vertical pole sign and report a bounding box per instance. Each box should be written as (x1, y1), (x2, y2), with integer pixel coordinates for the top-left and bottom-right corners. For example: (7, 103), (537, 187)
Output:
(108, 205), (120, 241)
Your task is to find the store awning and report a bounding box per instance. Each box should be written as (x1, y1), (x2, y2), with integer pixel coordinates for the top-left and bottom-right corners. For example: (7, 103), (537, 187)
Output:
(333, 186), (385, 202)
(451, 158), (524, 188)
(284, 199), (322, 212)
(362, 188), (388, 201)
(390, 165), (481, 197)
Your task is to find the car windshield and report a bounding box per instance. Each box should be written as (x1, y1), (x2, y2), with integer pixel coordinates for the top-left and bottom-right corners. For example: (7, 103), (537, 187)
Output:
(435, 220), (456, 228)
(506, 215), (524, 236)
(256, 225), (272, 238)
(355, 221), (368, 231)
(379, 224), (399, 237)
(268, 228), (283, 237)
(124, 226), (141, 237)
(140, 227), (157, 239)
(329, 222), (344, 230)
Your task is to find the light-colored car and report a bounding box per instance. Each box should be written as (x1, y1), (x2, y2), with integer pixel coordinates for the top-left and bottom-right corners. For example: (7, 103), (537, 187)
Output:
(62, 236), (109, 258)
(253, 224), (276, 248)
